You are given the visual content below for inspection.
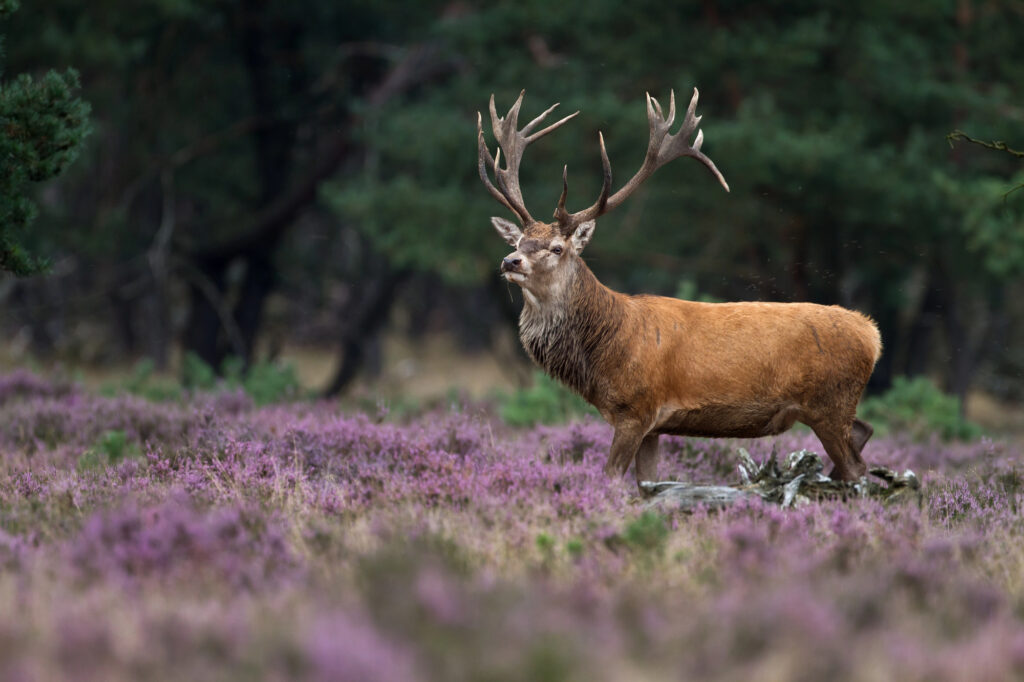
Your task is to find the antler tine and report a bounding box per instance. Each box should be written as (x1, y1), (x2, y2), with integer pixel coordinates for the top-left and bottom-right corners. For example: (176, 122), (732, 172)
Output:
(648, 92), (664, 121)
(526, 109), (580, 142)
(666, 89), (676, 128)
(489, 91), (524, 137)
(554, 165), (570, 225)
(644, 92), (669, 159)
(664, 88), (728, 192)
(555, 131), (612, 232)
(523, 101), (559, 135)
(675, 87), (702, 145)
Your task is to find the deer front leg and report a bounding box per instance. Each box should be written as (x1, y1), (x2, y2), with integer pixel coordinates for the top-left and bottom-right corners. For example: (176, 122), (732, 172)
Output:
(603, 423), (647, 479)
(635, 434), (660, 491)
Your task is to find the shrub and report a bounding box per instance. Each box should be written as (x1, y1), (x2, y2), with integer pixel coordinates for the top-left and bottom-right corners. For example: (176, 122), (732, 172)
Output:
(183, 353), (301, 406)
(77, 429), (141, 471)
(113, 358), (183, 402)
(623, 511), (669, 558)
(859, 376), (982, 441)
(182, 352), (218, 390)
(241, 360), (302, 406)
(498, 371), (596, 426)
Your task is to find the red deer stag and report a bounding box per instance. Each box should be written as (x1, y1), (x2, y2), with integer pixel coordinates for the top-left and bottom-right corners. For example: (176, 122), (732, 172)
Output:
(477, 88), (882, 491)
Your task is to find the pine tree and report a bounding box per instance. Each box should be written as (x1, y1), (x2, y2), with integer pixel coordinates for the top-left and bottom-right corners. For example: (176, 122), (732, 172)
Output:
(0, 0), (89, 275)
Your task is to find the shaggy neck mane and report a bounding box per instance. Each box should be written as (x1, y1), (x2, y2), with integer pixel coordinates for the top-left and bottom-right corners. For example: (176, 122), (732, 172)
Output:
(518, 259), (627, 399)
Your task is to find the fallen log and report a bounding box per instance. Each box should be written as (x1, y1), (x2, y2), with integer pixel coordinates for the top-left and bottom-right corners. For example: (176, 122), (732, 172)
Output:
(642, 449), (921, 511)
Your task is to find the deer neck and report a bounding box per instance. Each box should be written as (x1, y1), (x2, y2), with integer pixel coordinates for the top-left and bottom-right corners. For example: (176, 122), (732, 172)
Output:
(518, 259), (627, 400)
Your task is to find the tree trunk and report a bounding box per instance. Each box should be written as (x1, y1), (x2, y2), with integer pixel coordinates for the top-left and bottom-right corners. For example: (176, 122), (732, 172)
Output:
(176, 30), (453, 377)
(786, 216), (810, 302)
(233, 251), (277, 367)
(183, 257), (228, 369)
(903, 277), (943, 377)
(323, 266), (410, 397)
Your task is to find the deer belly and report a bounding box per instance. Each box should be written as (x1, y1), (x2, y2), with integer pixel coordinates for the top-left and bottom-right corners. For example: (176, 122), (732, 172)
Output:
(652, 403), (801, 438)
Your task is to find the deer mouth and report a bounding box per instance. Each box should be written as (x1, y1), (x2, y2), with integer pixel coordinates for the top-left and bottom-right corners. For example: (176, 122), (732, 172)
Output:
(500, 257), (528, 283)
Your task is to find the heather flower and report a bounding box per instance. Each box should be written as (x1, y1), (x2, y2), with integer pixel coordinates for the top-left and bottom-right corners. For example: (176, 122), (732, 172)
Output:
(66, 495), (299, 589)
(0, 371), (1022, 680)
(0, 528), (31, 569)
(305, 613), (419, 682)
(0, 369), (74, 405)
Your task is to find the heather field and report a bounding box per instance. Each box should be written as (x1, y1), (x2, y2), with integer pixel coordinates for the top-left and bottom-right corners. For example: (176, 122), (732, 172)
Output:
(1, 370), (1023, 681)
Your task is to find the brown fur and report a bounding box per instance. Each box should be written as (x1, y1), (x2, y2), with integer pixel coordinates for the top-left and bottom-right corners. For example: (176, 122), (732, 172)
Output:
(502, 220), (882, 490)
(481, 89), (880, 490)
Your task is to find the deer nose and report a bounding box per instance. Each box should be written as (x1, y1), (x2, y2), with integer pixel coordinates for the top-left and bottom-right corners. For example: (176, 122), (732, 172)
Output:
(500, 257), (521, 273)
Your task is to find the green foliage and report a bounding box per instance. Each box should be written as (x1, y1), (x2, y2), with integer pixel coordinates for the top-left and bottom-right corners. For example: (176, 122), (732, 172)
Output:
(675, 277), (721, 303)
(939, 170), (1024, 279)
(112, 359), (182, 402)
(497, 371), (597, 427)
(181, 352), (217, 391)
(239, 360), (301, 407)
(535, 532), (555, 553)
(183, 352), (301, 406)
(96, 429), (135, 461)
(623, 511), (669, 558)
(77, 429), (141, 471)
(104, 354), (301, 406)
(525, 640), (574, 682)
(4, 0), (1024, 398)
(75, 448), (104, 472)
(859, 376), (982, 442)
(315, 1), (1024, 404)
(0, 1), (90, 275)
(535, 532), (556, 566)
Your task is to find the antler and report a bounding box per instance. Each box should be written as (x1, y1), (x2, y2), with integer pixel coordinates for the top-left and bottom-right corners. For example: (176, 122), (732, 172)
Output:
(555, 88), (729, 233)
(477, 90), (579, 226)
(553, 132), (612, 229)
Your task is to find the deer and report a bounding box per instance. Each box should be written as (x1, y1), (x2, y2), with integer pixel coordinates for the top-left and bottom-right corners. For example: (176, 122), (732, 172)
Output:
(477, 87), (882, 492)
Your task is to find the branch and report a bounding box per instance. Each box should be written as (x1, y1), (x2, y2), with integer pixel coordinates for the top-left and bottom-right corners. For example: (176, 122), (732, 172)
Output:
(947, 129), (1024, 199)
(190, 43), (454, 262)
(947, 129), (1024, 158)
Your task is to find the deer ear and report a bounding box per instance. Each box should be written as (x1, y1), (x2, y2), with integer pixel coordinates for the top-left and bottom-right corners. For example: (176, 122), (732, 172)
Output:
(570, 220), (596, 253)
(491, 217), (522, 247)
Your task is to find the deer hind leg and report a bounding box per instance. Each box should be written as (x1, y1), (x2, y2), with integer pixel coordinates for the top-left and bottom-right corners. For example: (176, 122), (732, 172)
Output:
(635, 434), (661, 493)
(851, 417), (874, 455)
(810, 421), (868, 482)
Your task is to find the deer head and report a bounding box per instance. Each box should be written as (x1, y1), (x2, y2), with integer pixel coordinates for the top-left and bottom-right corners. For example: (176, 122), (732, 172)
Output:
(478, 88), (729, 300)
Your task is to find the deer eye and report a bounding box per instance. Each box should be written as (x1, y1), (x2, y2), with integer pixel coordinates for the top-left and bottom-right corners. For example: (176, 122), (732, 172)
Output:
(550, 245), (563, 255)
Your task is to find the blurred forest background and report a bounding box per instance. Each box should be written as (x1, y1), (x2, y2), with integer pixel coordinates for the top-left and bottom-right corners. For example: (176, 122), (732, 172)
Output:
(2, 1), (1023, 420)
